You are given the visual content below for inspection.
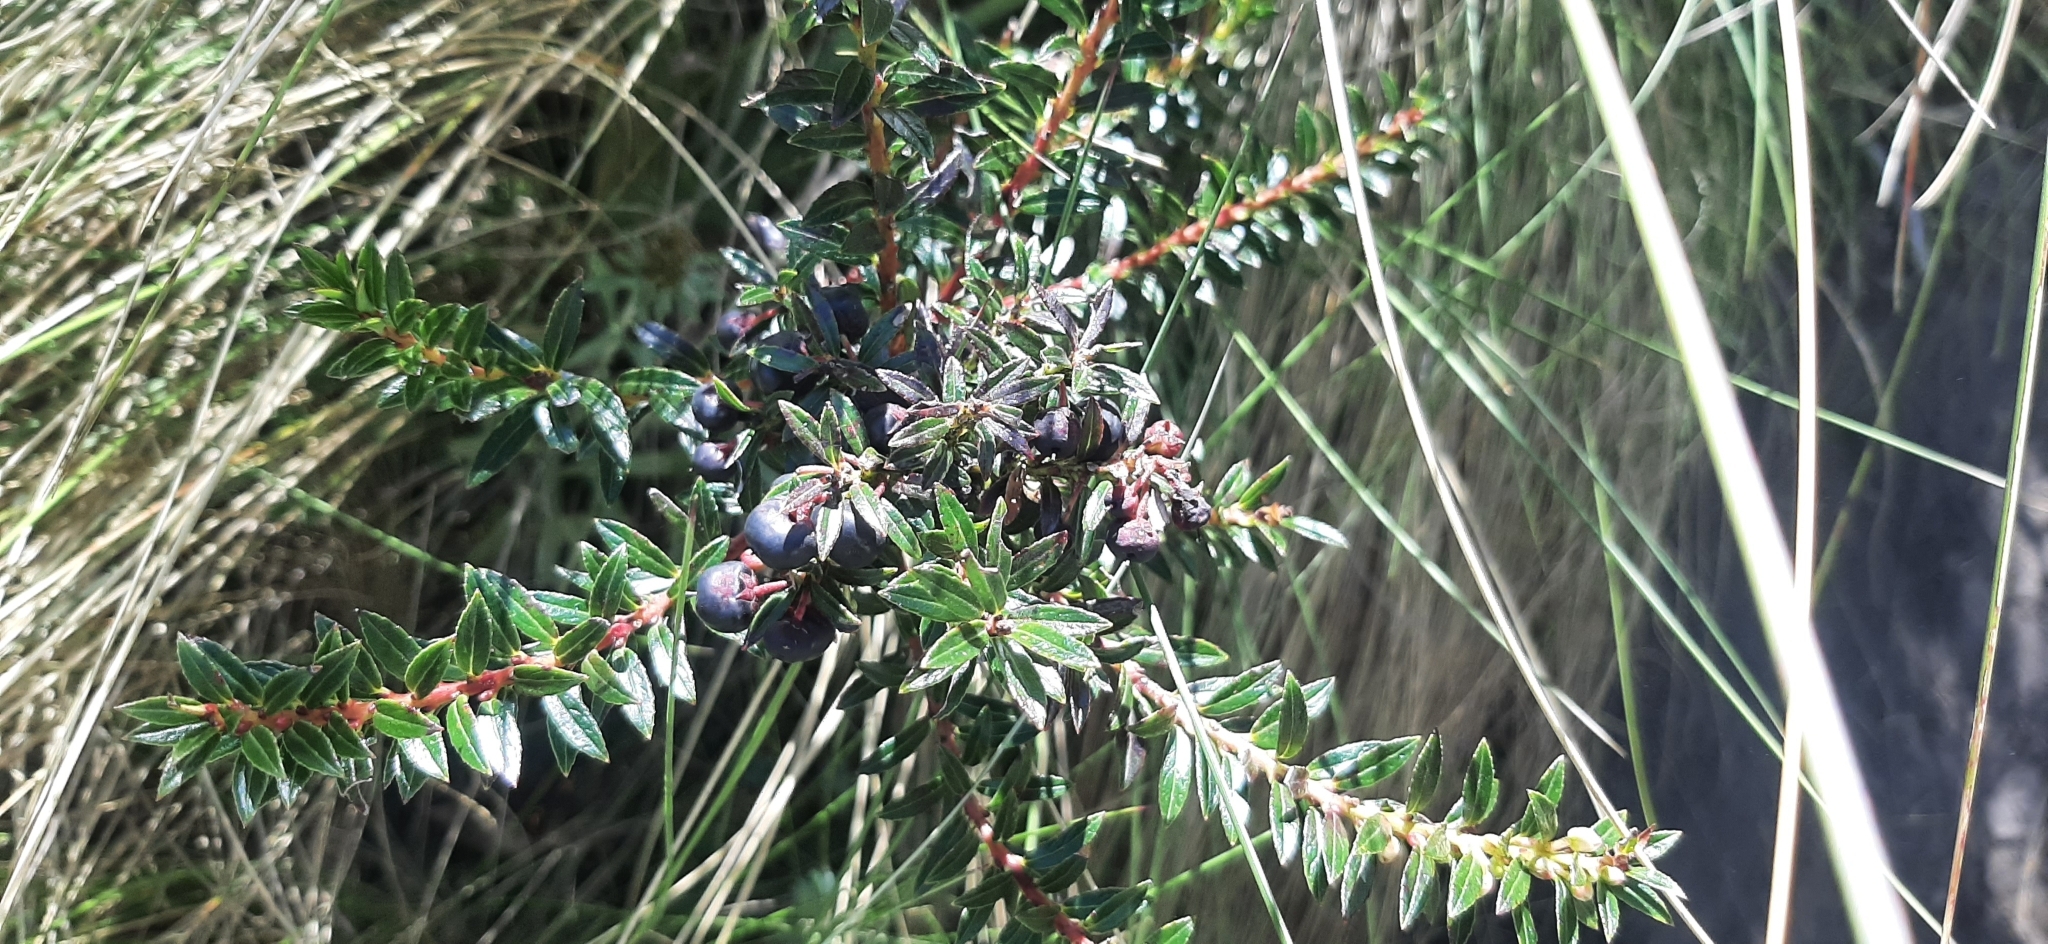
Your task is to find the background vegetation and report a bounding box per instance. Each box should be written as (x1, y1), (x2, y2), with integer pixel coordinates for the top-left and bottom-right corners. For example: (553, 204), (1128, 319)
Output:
(1, 0), (2045, 940)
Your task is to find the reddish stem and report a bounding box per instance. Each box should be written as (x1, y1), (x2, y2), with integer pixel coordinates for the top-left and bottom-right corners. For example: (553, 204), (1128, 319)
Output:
(935, 719), (1092, 944)
(194, 595), (673, 733)
(999, 0), (1122, 210)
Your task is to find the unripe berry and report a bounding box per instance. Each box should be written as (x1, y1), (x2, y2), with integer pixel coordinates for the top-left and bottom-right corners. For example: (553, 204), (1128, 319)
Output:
(759, 608), (835, 662)
(692, 383), (740, 433)
(745, 496), (818, 570)
(692, 441), (740, 482)
(693, 560), (758, 632)
(1141, 419), (1187, 458)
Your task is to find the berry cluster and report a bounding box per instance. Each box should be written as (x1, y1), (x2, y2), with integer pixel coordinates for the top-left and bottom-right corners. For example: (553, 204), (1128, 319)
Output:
(659, 265), (1260, 665)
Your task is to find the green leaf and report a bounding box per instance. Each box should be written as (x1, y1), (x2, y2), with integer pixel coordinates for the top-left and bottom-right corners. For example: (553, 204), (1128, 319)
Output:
(1537, 754), (1568, 806)
(1515, 905), (1540, 944)
(881, 565), (984, 623)
(1276, 675), (1309, 759)
(230, 757), (270, 823)
(581, 651), (635, 705)
(935, 487), (974, 553)
(511, 663), (586, 696)
(1462, 738), (1499, 824)
(1341, 826), (1380, 916)
(612, 650), (656, 737)
(1514, 790), (1558, 840)
(454, 591), (497, 676)
(194, 637), (262, 701)
(325, 720), (371, 761)
(326, 337), (399, 379)
(1237, 457), (1290, 508)
(1281, 515), (1349, 548)
(473, 699), (523, 787)
(850, 481), (921, 557)
(446, 697), (487, 774)
(282, 721), (343, 778)
(117, 696), (204, 727)
(470, 405), (539, 486)
(384, 250), (414, 309)
(372, 699), (437, 739)
(579, 378), (632, 467)
(298, 646), (359, 707)
(129, 722), (210, 746)
(859, 718), (932, 774)
(242, 725), (287, 780)
(1611, 879), (1673, 924)
(595, 519), (678, 577)
(1499, 862), (1533, 915)
(1036, 0), (1086, 30)
(405, 638), (453, 696)
(1136, 636), (1227, 674)
(399, 731), (450, 782)
(358, 611), (420, 682)
(1010, 621), (1099, 671)
(1308, 737), (1420, 790)
(1006, 603), (1109, 636)
(917, 625), (982, 673)
(1398, 842), (1435, 930)
(1158, 916), (1195, 944)
(590, 545), (633, 618)
(176, 636), (234, 703)
(541, 692), (607, 761)
(1159, 730), (1192, 822)
(1408, 731), (1443, 810)
(1447, 852), (1486, 919)
(541, 283), (584, 369)
(553, 617), (611, 667)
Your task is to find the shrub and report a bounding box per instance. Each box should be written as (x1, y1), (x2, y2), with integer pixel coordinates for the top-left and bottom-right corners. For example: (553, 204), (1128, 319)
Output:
(119, 0), (1685, 939)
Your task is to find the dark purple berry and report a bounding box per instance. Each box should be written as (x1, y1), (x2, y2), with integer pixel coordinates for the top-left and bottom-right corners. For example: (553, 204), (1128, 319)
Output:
(1108, 515), (1162, 564)
(1081, 399), (1125, 463)
(1038, 485), (1069, 538)
(745, 213), (789, 257)
(714, 309), (758, 350)
(828, 505), (887, 568)
(745, 496), (817, 570)
(1078, 596), (1143, 628)
(692, 441), (741, 481)
(818, 285), (870, 339)
(759, 607), (836, 662)
(693, 561), (758, 632)
(1168, 494), (1211, 530)
(751, 332), (805, 394)
(1034, 407), (1077, 459)
(864, 403), (909, 449)
(692, 383), (740, 433)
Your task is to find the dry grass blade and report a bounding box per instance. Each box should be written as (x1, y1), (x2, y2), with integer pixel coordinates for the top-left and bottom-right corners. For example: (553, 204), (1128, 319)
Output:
(1765, 0), (1820, 934)
(1937, 133), (2048, 944)
(1555, 0), (1912, 938)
